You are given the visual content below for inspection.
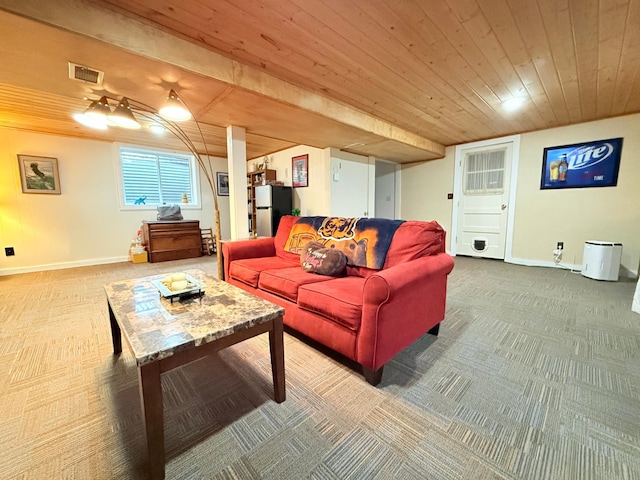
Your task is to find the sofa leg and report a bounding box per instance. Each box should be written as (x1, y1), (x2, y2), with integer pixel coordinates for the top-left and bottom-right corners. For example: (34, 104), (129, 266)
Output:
(428, 323), (440, 336)
(363, 366), (384, 386)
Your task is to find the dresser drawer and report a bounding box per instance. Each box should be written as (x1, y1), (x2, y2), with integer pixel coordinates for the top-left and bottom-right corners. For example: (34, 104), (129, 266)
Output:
(151, 233), (200, 251)
(142, 220), (202, 263)
(147, 222), (200, 234)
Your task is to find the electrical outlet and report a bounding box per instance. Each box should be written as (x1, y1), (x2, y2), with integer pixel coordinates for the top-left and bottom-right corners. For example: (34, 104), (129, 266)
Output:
(5, 247), (15, 256)
(557, 242), (564, 250)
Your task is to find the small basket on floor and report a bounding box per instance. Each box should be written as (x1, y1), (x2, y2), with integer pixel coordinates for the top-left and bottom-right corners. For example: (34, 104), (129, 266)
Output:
(201, 228), (216, 255)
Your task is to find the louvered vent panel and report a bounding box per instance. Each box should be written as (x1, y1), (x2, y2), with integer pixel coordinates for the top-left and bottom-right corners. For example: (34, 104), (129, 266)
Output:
(68, 62), (104, 85)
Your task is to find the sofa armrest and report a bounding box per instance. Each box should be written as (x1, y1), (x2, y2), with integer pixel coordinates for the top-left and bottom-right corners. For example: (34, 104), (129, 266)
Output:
(357, 253), (454, 370)
(221, 238), (276, 280)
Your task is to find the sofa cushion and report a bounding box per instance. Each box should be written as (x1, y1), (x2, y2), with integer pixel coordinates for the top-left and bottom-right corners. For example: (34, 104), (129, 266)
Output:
(284, 217), (404, 269)
(297, 277), (365, 331)
(345, 265), (379, 278)
(259, 267), (336, 302)
(229, 257), (296, 287)
(384, 221), (445, 268)
(300, 242), (347, 276)
(274, 215), (302, 262)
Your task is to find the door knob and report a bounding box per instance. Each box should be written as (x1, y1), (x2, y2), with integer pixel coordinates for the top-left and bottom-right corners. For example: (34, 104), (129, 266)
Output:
(501, 204), (507, 210)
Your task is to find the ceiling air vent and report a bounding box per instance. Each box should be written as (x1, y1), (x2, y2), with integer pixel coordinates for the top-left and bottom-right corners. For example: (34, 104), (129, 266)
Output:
(68, 62), (104, 85)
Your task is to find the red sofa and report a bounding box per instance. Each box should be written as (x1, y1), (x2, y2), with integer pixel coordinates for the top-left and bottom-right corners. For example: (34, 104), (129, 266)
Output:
(222, 215), (454, 385)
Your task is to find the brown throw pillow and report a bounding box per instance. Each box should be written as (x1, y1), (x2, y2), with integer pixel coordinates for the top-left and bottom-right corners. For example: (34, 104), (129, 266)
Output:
(300, 242), (347, 276)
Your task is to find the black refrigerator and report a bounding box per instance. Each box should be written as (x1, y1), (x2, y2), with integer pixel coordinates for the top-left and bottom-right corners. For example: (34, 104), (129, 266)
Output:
(255, 185), (293, 237)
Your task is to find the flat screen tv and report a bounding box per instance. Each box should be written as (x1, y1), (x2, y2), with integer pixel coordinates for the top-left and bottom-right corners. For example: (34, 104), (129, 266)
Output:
(540, 137), (623, 190)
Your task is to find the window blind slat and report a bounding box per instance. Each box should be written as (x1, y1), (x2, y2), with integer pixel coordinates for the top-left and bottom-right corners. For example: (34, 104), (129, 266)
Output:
(120, 147), (196, 206)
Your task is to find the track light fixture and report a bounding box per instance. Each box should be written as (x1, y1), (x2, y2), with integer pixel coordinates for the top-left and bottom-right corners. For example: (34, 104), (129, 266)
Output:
(71, 88), (223, 278)
(74, 90), (191, 130)
(84, 96), (111, 122)
(108, 97), (141, 129)
(73, 99), (108, 130)
(159, 89), (192, 121)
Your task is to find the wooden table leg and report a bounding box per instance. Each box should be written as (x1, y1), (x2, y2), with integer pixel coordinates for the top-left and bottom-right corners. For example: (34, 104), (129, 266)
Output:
(138, 362), (165, 480)
(108, 302), (122, 354)
(269, 315), (286, 403)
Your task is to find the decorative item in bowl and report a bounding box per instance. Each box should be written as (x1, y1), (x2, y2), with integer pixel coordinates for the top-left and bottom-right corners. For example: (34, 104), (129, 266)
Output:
(161, 273), (194, 291)
(152, 272), (203, 300)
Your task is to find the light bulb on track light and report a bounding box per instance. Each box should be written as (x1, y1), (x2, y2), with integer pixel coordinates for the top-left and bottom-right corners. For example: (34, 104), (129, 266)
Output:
(84, 96), (111, 122)
(159, 89), (191, 121)
(109, 97), (141, 129)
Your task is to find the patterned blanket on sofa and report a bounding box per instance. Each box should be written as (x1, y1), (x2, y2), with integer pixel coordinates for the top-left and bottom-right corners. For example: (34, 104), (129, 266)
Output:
(284, 216), (405, 269)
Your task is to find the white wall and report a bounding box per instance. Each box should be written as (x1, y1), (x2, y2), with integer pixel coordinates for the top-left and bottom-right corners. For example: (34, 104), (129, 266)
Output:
(252, 148), (398, 220)
(0, 129), (227, 275)
(401, 146), (456, 250)
(249, 145), (328, 215)
(252, 147), (390, 219)
(401, 114), (640, 277)
(513, 115), (639, 276)
(8, 113), (637, 277)
(328, 149), (372, 217)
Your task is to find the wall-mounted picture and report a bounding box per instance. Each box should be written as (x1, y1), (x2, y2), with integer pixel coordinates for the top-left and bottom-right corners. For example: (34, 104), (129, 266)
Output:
(292, 154), (308, 188)
(216, 171), (229, 196)
(540, 137), (623, 190)
(18, 155), (61, 194)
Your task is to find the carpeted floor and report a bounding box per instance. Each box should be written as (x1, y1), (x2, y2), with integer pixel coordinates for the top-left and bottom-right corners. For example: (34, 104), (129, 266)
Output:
(0, 255), (638, 479)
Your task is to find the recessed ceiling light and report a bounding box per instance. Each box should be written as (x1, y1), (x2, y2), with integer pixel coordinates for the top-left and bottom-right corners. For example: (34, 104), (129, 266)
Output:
(502, 97), (525, 112)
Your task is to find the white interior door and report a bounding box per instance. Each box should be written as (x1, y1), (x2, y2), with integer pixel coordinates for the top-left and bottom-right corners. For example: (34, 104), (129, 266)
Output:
(330, 155), (371, 217)
(456, 143), (512, 259)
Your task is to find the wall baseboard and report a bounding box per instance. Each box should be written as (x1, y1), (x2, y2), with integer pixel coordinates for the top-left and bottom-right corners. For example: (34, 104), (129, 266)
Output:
(3, 253), (637, 280)
(445, 252), (639, 280)
(0, 256), (128, 276)
(506, 256), (582, 272)
(506, 256), (638, 279)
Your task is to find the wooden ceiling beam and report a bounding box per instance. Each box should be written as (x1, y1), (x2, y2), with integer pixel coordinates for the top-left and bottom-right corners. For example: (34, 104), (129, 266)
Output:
(0, 0), (445, 158)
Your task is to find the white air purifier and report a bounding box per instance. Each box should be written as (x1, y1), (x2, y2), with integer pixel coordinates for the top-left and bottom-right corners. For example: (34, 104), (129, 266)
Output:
(581, 241), (622, 281)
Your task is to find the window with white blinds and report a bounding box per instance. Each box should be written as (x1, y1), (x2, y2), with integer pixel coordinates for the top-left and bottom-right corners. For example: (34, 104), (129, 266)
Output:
(119, 147), (198, 206)
(463, 149), (505, 195)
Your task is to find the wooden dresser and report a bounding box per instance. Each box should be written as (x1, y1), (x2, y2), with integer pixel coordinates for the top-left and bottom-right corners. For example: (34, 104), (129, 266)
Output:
(142, 220), (202, 263)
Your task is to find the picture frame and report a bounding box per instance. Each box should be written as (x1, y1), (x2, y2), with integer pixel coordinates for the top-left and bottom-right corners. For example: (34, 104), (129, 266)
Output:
(18, 155), (61, 194)
(292, 154), (309, 188)
(540, 137), (623, 190)
(216, 171), (229, 196)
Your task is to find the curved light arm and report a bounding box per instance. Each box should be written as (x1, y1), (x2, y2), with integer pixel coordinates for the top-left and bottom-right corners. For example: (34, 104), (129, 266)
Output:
(123, 96), (224, 278)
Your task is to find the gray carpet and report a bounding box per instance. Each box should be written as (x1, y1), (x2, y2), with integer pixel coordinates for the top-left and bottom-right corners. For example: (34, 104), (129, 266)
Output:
(0, 256), (638, 479)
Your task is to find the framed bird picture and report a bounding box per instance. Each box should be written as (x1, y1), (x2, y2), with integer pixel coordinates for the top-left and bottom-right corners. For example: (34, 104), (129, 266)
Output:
(18, 155), (61, 194)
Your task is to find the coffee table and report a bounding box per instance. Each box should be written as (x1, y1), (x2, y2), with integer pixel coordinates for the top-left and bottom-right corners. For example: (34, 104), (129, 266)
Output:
(104, 269), (285, 480)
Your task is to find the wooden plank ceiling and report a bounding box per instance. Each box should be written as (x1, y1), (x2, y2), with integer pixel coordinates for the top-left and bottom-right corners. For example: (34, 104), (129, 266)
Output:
(0, 0), (639, 164)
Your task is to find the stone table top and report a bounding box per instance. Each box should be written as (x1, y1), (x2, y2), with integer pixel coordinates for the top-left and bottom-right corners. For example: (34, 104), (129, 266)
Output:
(104, 269), (284, 366)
